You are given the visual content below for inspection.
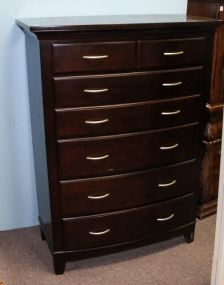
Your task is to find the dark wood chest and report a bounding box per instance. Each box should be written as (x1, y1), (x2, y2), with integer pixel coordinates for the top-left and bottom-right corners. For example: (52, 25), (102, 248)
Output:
(16, 15), (220, 274)
(188, 0), (224, 218)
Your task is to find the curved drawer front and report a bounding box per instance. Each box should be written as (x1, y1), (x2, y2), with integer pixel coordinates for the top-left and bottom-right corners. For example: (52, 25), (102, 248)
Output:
(54, 67), (203, 108)
(56, 95), (201, 139)
(139, 37), (206, 69)
(62, 194), (196, 250)
(60, 160), (198, 217)
(52, 41), (137, 74)
(58, 123), (200, 179)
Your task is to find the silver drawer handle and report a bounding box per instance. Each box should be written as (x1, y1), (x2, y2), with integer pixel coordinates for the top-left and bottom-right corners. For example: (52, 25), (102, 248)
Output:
(164, 51), (184, 56)
(84, 88), (109, 93)
(158, 180), (177, 188)
(162, 82), (183, 87)
(160, 143), (179, 150)
(83, 55), (109, 59)
(161, 110), (181, 116)
(88, 193), (110, 200)
(86, 154), (109, 161)
(89, 229), (110, 236)
(157, 214), (175, 222)
(85, 119), (109, 125)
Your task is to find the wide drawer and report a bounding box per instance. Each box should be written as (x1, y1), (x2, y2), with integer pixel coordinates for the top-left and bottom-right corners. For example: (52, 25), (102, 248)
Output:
(60, 160), (198, 217)
(56, 95), (201, 139)
(53, 67), (203, 108)
(62, 194), (196, 250)
(58, 123), (200, 179)
(52, 41), (137, 74)
(139, 37), (206, 69)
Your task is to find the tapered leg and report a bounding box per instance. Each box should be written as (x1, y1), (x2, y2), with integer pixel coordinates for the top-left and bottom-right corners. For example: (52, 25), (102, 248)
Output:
(40, 227), (46, 241)
(184, 228), (195, 243)
(53, 255), (66, 275)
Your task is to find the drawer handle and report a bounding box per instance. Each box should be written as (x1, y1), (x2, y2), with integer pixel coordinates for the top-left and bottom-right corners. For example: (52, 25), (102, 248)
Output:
(88, 193), (110, 200)
(160, 143), (179, 150)
(84, 88), (109, 94)
(157, 214), (175, 222)
(162, 82), (183, 87)
(86, 154), (109, 161)
(89, 229), (110, 236)
(83, 55), (109, 60)
(161, 110), (181, 116)
(85, 119), (109, 125)
(164, 51), (184, 56)
(158, 180), (177, 188)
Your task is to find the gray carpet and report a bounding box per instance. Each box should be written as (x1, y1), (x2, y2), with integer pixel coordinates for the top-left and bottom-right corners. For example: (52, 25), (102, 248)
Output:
(0, 215), (216, 285)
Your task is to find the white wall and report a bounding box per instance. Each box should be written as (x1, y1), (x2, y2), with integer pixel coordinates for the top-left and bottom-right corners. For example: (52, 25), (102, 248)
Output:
(0, 0), (187, 231)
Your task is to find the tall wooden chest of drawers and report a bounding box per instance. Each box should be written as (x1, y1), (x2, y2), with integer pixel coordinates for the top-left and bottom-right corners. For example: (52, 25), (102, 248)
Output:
(16, 15), (220, 274)
(188, 0), (224, 219)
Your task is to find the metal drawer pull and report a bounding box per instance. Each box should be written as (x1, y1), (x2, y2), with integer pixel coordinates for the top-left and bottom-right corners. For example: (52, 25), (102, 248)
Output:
(89, 229), (110, 236)
(84, 88), (109, 93)
(161, 110), (181, 116)
(85, 119), (109, 125)
(83, 55), (109, 59)
(158, 180), (176, 188)
(164, 51), (184, 56)
(160, 143), (179, 150)
(157, 214), (175, 222)
(162, 82), (183, 87)
(86, 154), (109, 160)
(88, 193), (110, 200)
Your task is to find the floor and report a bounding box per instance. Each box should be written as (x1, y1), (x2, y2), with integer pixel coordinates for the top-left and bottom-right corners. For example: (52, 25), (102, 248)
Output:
(0, 215), (216, 285)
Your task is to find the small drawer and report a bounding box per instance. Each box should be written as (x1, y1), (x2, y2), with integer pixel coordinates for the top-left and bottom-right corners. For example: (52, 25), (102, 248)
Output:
(58, 123), (200, 179)
(62, 194), (196, 250)
(53, 67), (203, 108)
(55, 95), (201, 139)
(52, 41), (137, 73)
(139, 37), (206, 69)
(60, 160), (198, 217)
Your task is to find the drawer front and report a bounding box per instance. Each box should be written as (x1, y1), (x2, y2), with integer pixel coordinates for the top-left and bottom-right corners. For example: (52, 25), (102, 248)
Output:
(54, 67), (203, 108)
(56, 95), (201, 139)
(58, 123), (200, 179)
(52, 41), (137, 73)
(63, 194), (196, 250)
(139, 37), (206, 69)
(60, 160), (198, 217)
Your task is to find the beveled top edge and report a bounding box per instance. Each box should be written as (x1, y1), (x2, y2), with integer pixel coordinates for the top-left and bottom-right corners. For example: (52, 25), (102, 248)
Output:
(15, 14), (222, 33)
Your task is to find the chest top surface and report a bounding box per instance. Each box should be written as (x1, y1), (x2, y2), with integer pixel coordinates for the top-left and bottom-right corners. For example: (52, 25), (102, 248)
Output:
(16, 14), (221, 34)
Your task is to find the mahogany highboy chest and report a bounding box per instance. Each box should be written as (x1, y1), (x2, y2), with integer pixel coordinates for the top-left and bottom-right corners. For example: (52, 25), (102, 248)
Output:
(188, 0), (224, 218)
(16, 15), (220, 274)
